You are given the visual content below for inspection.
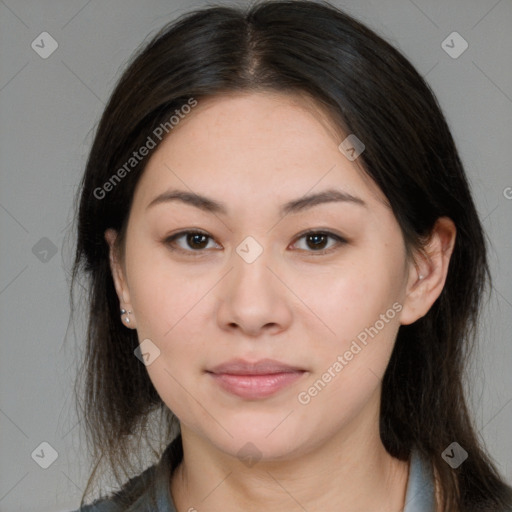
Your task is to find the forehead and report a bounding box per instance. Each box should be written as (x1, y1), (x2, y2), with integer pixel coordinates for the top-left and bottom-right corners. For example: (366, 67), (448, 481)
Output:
(132, 91), (388, 214)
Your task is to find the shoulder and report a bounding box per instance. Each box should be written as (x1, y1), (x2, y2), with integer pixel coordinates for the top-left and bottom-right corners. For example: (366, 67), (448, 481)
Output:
(71, 437), (182, 512)
(69, 464), (157, 511)
(69, 468), (159, 511)
(70, 499), (122, 512)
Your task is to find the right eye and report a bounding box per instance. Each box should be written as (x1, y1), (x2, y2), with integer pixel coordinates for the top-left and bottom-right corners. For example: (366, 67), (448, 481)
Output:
(163, 230), (221, 255)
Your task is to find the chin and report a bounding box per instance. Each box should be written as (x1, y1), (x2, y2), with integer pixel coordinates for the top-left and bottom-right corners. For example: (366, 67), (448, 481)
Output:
(199, 419), (312, 462)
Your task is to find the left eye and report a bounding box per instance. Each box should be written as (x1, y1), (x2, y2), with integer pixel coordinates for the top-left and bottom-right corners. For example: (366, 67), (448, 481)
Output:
(163, 230), (346, 255)
(291, 231), (346, 254)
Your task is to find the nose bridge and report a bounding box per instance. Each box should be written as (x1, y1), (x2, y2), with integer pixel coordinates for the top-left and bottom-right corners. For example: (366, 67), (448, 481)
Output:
(214, 232), (292, 334)
(230, 234), (277, 298)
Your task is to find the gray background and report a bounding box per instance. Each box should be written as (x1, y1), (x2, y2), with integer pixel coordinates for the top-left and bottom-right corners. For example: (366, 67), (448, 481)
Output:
(0, 0), (511, 510)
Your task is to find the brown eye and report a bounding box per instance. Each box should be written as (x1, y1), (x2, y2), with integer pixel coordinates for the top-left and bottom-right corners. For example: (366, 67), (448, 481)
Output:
(292, 231), (347, 255)
(164, 229), (347, 257)
(185, 233), (209, 249)
(305, 233), (329, 250)
(164, 230), (219, 254)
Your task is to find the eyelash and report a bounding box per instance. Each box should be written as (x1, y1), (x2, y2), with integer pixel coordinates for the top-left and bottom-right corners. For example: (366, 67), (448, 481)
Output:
(163, 229), (348, 257)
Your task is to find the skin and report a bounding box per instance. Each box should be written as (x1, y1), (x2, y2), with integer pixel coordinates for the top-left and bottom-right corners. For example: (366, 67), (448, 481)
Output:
(105, 91), (455, 512)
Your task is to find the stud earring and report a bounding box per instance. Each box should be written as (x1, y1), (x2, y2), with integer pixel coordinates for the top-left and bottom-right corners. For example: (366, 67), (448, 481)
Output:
(120, 308), (132, 324)
(418, 274), (425, 280)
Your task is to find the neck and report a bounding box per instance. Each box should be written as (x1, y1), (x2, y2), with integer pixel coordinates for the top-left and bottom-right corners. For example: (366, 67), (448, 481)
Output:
(170, 397), (410, 512)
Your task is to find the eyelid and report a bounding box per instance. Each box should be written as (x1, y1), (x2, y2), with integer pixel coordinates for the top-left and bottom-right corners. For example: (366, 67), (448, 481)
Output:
(164, 229), (220, 255)
(289, 229), (348, 255)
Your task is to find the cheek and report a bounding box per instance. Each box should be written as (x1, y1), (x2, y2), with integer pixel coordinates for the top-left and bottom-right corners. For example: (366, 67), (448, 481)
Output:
(293, 243), (404, 402)
(295, 273), (401, 430)
(125, 236), (208, 338)
(128, 266), (211, 426)
(292, 254), (401, 346)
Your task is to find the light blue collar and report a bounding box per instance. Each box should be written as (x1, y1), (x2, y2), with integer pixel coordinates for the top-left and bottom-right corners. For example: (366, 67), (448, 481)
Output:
(403, 449), (436, 511)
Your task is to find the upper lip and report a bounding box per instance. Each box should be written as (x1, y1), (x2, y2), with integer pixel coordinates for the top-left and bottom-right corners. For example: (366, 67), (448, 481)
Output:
(207, 358), (305, 375)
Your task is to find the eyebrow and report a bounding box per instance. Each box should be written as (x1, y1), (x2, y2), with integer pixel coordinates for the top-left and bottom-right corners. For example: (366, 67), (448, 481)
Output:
(146, 188), (367, 215)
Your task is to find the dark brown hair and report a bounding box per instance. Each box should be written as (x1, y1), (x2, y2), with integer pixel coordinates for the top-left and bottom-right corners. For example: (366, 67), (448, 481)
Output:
(71, 1), (512, 510)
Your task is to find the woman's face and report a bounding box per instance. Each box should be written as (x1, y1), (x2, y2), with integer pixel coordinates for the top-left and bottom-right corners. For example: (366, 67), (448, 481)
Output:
(108, 91), (423, 461)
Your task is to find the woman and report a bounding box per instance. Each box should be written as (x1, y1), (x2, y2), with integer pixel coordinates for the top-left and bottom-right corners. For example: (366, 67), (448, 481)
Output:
(71, 1), (512, 510)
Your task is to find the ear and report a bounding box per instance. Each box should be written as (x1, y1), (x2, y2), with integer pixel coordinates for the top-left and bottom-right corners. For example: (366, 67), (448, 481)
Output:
(105, 229), (137, 329)
(399, 217), (456, 326)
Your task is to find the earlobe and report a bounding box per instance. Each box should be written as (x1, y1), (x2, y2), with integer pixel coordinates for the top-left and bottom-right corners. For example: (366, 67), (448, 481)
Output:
(399, 217), (456, 326)
(104, 229), (137, 329)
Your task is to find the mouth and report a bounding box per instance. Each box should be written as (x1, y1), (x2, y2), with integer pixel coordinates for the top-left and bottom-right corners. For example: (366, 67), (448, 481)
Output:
(206, 358), (307, 399)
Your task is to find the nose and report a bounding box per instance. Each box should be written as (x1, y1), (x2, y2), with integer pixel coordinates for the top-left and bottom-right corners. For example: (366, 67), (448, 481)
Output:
(215, 243), (293, 338)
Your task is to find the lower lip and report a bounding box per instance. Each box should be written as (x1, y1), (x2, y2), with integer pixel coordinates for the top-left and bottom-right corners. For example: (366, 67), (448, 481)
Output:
(208, 371), (305, 399)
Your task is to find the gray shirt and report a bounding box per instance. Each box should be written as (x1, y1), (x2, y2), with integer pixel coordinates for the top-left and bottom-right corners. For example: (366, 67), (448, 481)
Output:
(74, 442), (435, 511)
